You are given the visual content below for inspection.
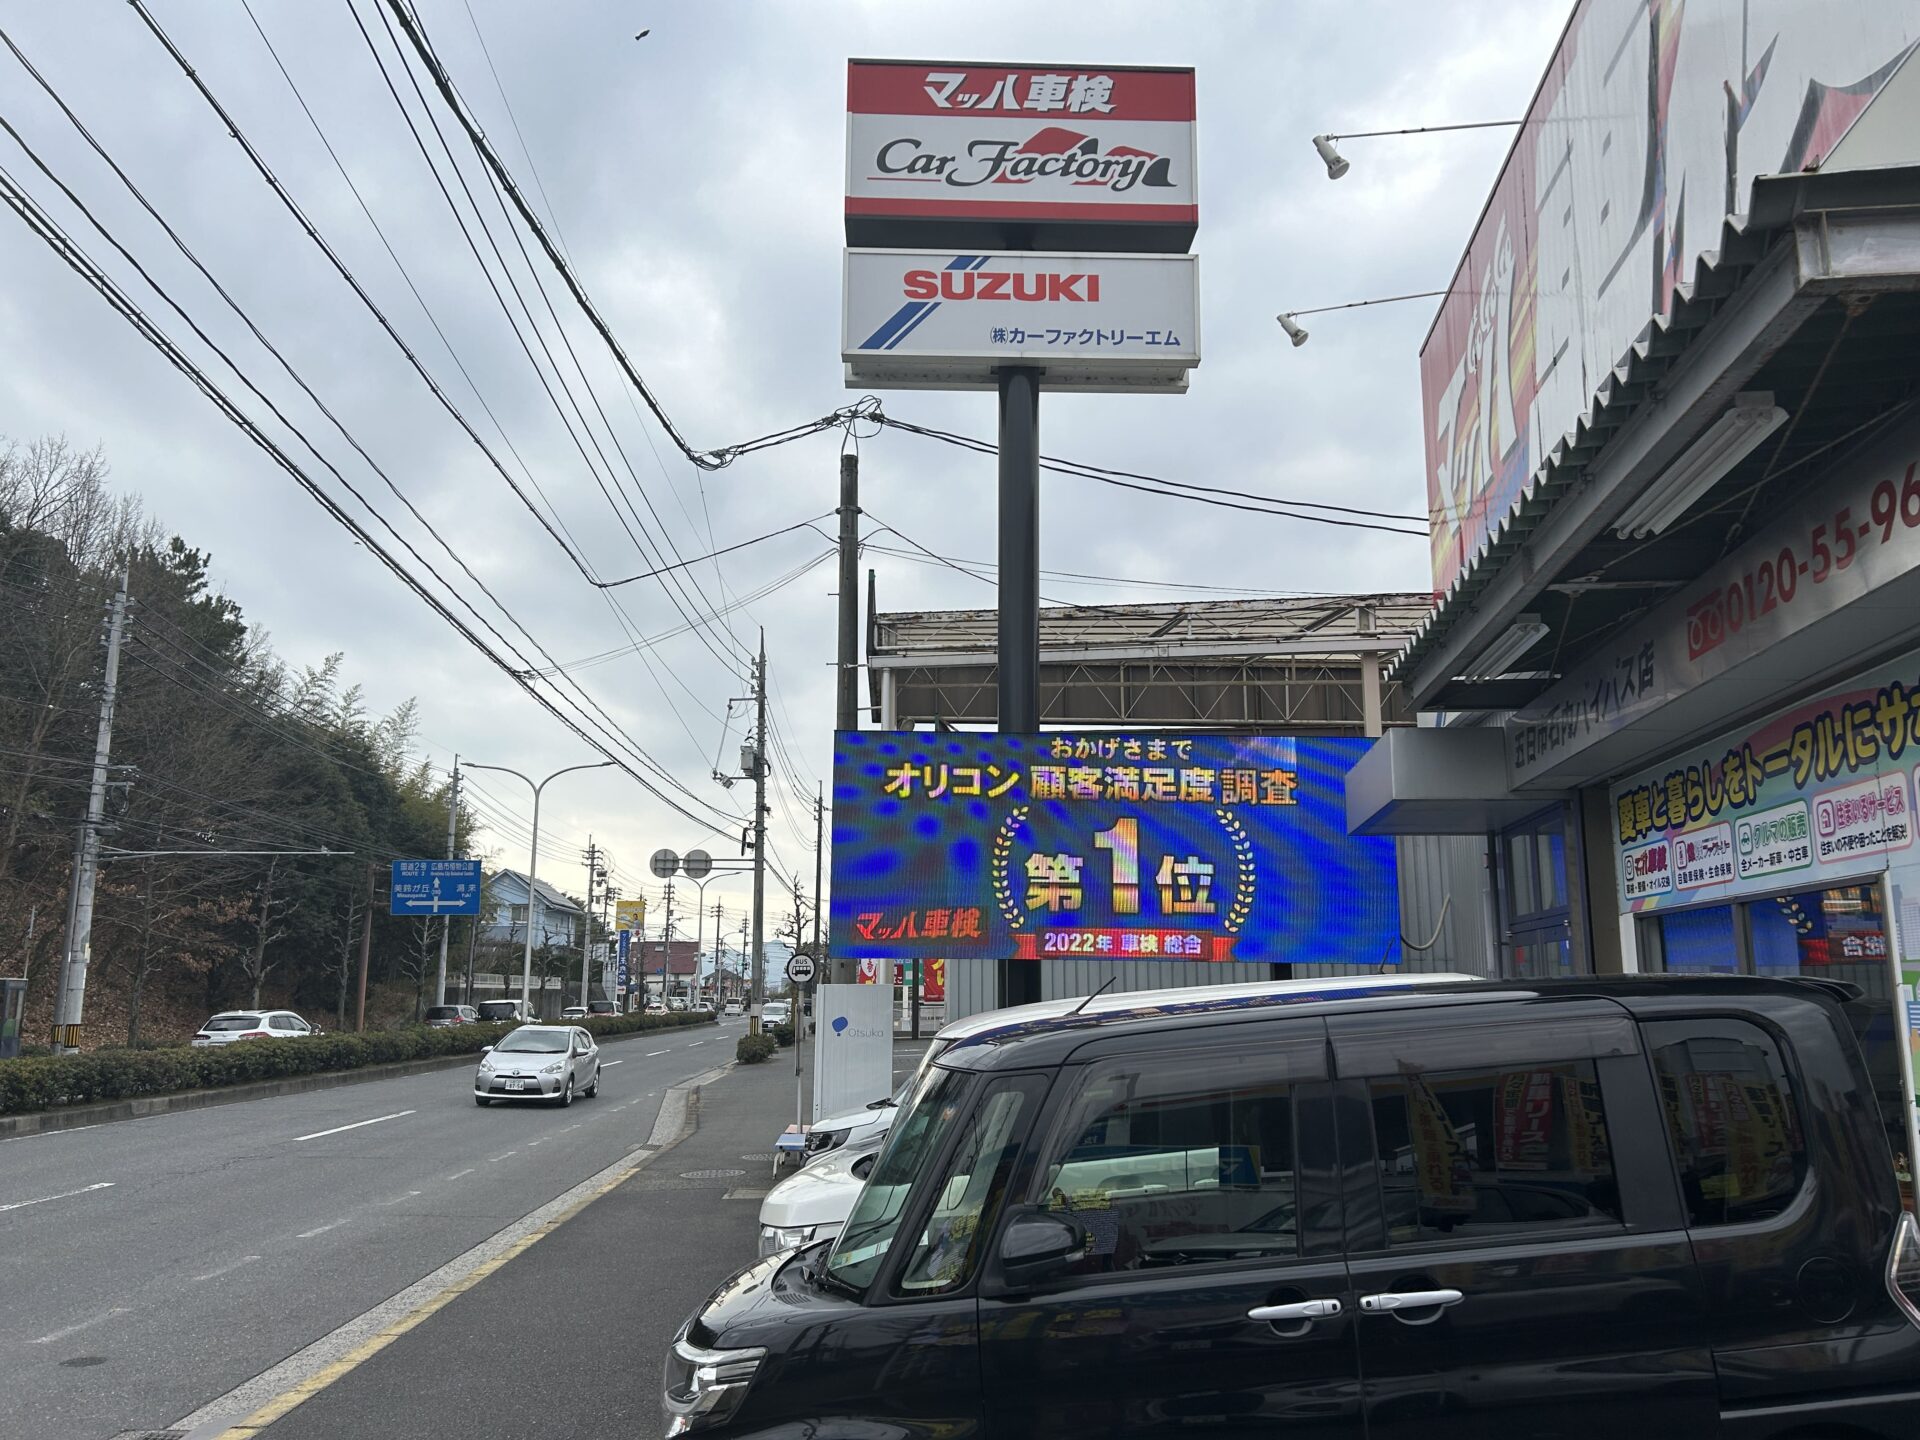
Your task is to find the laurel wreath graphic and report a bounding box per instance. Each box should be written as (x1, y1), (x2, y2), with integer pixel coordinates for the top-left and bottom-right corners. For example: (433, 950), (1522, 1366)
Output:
(1216, 807), (1256, 934)
(991, 806), (1030, 930)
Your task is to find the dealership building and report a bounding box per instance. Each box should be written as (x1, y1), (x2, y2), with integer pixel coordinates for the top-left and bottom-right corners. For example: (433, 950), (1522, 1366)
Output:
(1344, 0), (1920, 1178)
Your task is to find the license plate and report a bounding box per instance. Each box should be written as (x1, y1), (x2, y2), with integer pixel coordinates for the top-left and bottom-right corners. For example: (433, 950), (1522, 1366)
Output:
(505, 1080), (527, 1092)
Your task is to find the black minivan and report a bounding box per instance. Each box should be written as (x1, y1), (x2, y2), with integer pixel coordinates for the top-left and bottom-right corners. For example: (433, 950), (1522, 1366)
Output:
(666, 975), (1920, 1439)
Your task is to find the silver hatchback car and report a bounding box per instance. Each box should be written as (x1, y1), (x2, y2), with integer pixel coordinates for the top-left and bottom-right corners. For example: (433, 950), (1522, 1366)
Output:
(474, 1025), (600, 1107)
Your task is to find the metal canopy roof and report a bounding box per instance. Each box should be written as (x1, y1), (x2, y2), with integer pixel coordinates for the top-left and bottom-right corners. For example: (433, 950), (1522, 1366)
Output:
(1394, 168), (1920, 712)
(867, 593), (1430, 731)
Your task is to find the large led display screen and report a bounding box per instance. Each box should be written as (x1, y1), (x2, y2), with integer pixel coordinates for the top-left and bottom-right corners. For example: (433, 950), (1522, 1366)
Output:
(830, 731), (1399, 964)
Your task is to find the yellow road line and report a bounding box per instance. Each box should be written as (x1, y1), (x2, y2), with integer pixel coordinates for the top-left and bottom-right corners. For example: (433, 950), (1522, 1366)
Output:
(207, 1158), (645, 1438)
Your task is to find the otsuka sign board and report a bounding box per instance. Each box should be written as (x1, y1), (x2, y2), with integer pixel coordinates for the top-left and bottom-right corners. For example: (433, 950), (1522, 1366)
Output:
(1421, 0), (1918, 596)
(843, 249), (1197, 392)
(845, 60), (1197, 252)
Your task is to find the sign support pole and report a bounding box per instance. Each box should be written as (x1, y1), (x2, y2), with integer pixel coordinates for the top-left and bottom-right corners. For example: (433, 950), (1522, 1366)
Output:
(435, 756), (458, 1007)
(997, 365), (1043, 1009)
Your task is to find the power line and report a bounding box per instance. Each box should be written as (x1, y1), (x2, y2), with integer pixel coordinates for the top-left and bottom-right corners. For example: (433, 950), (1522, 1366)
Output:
(872, 413), (1429, 534)
(0, 157), (736, 835)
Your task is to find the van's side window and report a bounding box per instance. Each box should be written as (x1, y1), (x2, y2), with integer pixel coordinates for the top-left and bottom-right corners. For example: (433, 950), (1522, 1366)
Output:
(1037, 1053), (1307, 1277)
(894, 1083), (1033, 1297)
(1362, 1060), (1624, 1248)
(1644, 1018), (1808, 1227)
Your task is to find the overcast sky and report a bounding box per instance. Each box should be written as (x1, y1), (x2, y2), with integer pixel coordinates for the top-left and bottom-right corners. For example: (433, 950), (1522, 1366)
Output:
(0, 0), (1566, 934)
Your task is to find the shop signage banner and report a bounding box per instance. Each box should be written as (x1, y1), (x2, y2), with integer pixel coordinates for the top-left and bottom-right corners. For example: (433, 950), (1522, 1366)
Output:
(829, 731), (1398, 964)
(855, 957), (948, 1002)
(1611, 646), (1920, 914)
(1422, 0), (1917, 596)
(614, 897), (646, 935)
(1509, 414), (1920, 787)
(845, 60), (1197, 239)
(843, 248), (1198, 392)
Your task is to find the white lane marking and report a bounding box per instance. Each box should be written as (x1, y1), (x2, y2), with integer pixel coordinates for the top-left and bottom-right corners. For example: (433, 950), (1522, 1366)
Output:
(602, 1059), (624, 1066)
(294, 1110), (415, 1143)
(31, 1307), (131, 1344)
(446, 1168), (476, 1182)
(645, 1049), (669, 1056)
(687, 1040), (705, 1047)
(379, 1191), (424, 1207)
(487, 1150), (517, 1163)
(0, 1124), (100, 1144)
(527, 1137), (548, 1147)
(0, 1181), (115, 1214)
(560, 1124), (581, 1134)
(296, 1219), (349, 1239)
(191, 1255), (261, 1283)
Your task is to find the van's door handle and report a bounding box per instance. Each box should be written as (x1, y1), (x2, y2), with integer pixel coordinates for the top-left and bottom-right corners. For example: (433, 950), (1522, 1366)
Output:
(1247, 1298), (1343, 1323)
(1359, 1288), (1464, 1314)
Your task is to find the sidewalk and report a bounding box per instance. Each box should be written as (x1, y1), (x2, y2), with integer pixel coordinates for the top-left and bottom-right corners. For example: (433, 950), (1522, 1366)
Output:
(248, 1050), (809, 1440)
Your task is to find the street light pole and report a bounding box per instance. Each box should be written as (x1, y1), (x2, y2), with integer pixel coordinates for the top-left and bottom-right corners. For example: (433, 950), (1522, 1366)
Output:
(466, 760), (612, 1020)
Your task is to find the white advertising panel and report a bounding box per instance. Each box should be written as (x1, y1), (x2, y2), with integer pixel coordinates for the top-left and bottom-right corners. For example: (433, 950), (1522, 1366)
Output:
(810, 982), (894, 1124)
(1422, 1), (1919, 596)
(843, 248), (1198, 392)
(846, 60), (1197, 250)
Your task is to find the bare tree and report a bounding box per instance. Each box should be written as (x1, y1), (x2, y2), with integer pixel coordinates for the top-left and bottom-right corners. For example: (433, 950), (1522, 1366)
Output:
(238, 856), (293, 1008)
(319, 884), (367, 1031)
(397, 916), (437, 1022)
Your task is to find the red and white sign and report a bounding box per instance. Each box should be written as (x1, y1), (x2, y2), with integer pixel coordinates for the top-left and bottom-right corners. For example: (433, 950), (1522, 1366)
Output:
(846, 60), (1197, 245)
(1421, 1), (1918, 597)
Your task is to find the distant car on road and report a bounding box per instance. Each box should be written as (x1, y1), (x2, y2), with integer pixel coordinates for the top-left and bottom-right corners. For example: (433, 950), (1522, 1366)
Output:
(763, 1000), (790, 1029)
(561, 1005), (589, 1020)
(423, 1004), (479, 1028)
(474, 999), (532, 1024)
(191, 1010), (318, 1046)
(587, 999), (618, 1016)
(723, 1000), (745, 1017)
(474, 1025), (600, 1107)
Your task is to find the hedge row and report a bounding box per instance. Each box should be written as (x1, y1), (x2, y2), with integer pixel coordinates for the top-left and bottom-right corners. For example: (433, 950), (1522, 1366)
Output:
(0, 1010), (716, 1117)
(736, 1032), (778, 1065)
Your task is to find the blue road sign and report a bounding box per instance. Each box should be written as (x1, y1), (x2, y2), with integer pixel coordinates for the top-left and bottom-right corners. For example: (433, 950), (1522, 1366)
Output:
(390, 859), (483, 917)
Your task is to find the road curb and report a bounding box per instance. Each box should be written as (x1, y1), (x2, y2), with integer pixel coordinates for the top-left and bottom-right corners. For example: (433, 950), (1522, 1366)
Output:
(0, 1026), (708, 1139)
(173, 1061), (735, 1440)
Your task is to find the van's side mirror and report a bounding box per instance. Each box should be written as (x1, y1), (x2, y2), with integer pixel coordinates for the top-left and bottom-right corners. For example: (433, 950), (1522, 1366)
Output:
(481, 1045), (493, 1054)
(996, 1209), (1087, 1288)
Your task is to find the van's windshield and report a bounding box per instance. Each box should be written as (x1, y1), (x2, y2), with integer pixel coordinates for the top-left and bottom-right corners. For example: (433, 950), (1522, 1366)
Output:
(824, 1065), (972, 1292)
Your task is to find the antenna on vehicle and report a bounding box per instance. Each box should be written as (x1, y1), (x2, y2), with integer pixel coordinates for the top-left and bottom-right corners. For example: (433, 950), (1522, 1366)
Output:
(1068, 976), (1119, 1016)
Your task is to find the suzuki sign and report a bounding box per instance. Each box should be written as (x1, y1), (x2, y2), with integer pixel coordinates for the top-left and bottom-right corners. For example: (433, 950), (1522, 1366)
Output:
(844, 248), (1198, 392)
(846, 59), (1197, 253)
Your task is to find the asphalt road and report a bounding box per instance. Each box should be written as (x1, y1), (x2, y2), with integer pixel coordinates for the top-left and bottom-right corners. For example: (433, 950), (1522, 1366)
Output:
(249, 1038), (801, 1440)
(0, 1019), (743, 1440)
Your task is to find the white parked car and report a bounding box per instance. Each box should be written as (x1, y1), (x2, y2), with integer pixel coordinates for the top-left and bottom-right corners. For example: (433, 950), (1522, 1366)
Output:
(758, 1130), (884, 1257)
(191, 1010), (318, 1045)
(763, 1000), (790, 1029)
(474, 1025), (600, 1107)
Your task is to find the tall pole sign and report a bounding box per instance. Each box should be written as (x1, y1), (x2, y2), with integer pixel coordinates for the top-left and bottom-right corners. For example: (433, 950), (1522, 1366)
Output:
(843, 59), (1200, 1007)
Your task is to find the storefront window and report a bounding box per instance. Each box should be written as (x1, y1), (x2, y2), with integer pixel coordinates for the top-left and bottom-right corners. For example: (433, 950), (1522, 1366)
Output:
(1507, 934), (1576, 979)
(1646, 905), (1739, 974)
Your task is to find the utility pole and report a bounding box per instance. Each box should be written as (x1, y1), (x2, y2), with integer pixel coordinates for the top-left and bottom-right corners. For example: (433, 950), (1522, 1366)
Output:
(53, 571), (130, 1053)
(661, 877), (675, 1007)
(712, 899), (723, 1007)
(812, 783), (826, 978)
(836, 452), (860, 732)
(580, 836), (603, 1009)
(435, 755), (459, 1007)
(750, 630), (769, 1034)
(356, 862), (375, 1032)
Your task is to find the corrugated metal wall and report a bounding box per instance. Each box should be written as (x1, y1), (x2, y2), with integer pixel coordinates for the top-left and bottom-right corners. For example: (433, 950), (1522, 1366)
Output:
(944, 834), (1495, 1021)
